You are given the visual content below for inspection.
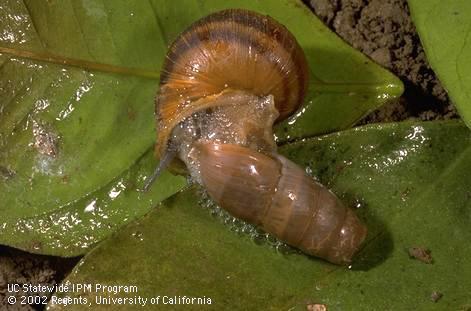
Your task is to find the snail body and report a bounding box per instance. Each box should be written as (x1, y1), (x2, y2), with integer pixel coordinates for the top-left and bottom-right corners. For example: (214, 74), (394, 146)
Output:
(153, 9), (367, 265)
(156, 9), (308, 158)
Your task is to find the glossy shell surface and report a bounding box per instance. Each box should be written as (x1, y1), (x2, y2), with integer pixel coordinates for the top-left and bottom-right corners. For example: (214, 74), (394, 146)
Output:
(156, 9), (309, 157)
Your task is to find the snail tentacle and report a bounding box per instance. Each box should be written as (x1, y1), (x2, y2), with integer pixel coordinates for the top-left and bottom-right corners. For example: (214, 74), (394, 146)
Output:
(142, 146), (177, 192)
(153, 9), (367, 264)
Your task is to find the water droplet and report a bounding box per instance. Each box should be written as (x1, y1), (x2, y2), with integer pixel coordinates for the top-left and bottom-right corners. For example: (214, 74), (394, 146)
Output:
(84, 200), (97, 213)
(108, 181), (126, 200)
(276, 242), (296, 255)
(132, 231), (144, 241)
(353, 197), (366, 209)
(197, 189), (289, 252)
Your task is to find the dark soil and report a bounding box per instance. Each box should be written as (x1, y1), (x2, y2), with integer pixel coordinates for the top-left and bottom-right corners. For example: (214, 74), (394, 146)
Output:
(0, 0), (459, 309)
(306, 0), (458, 123)
(0, 246), (78, 310)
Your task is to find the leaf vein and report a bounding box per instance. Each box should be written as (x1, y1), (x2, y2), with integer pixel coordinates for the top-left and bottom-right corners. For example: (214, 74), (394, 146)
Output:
(22, 0), (46, 50)
(455, 23), (471, 102)
(148, 0), (168, 46)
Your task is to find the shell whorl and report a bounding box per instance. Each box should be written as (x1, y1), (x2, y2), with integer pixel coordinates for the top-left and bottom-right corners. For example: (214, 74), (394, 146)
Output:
(195, 143), (368, 265)
(156, 9), (309, 158)
(152, 9), (367, 265)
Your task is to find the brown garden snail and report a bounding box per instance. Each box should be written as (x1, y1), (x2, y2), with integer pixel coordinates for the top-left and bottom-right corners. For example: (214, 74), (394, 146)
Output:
(146, 9), (367, 265)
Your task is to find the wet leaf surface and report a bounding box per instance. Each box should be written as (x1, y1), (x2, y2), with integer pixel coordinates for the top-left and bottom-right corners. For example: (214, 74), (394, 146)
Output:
(0, 149), (186, 256)
(0, 0), (402, 255)
(408, 0), (471, 128)
(53, 121), (471, 310)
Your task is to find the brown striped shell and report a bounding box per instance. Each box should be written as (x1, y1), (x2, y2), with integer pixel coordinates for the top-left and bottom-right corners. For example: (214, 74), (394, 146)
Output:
(151, 9), (368, 265)
(195, 143), (367, 265)
(156, 9), (309, 158)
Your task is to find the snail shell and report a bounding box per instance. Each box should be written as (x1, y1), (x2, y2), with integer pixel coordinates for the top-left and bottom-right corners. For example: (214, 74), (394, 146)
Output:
(154, 9), (367, 264)
(195, 143), (367, 264)
(156, 8), (309, 159)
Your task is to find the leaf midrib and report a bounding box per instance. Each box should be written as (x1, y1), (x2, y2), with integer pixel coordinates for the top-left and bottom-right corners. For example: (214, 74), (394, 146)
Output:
(0, 46), (160, 79)
(0, 46), (403, 95)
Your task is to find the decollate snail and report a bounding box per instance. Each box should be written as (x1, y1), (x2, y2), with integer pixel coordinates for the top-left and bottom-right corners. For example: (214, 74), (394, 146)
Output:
(147, 9), (367, 265)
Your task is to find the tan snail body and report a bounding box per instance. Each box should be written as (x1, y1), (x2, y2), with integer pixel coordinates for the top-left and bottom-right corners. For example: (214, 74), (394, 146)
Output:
(153, 9), (367, 265)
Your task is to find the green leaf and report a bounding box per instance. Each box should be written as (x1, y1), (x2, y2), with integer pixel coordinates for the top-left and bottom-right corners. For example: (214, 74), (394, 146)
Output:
(408, 0), (471, 128)
(0, 0), (401, 255)
(0, 148), (186, 256)
(51, 121), (471, 310)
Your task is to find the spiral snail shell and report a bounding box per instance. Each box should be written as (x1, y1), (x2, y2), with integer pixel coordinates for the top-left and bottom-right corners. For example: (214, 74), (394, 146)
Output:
(151, 9), (367, 265)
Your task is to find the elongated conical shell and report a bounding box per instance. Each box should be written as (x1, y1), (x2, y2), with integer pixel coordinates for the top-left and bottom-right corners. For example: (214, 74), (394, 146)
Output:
(272, 155), (367, 264)
(195, 143), (367, 265)
(156, 9), (309, 157)
(194, 143), (280, 222)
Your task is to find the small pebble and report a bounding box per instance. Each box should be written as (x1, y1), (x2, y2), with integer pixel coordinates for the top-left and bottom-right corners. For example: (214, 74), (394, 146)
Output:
(408, 247), (433, 264)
